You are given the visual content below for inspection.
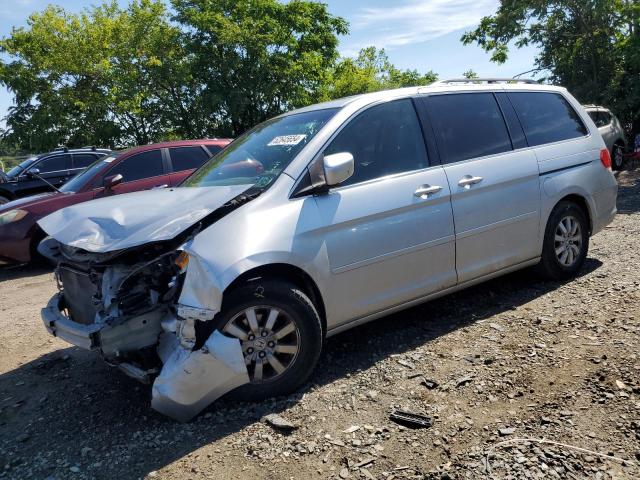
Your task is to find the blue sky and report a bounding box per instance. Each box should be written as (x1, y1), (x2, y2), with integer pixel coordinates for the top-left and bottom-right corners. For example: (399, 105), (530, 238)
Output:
(0, 0), (539, 128)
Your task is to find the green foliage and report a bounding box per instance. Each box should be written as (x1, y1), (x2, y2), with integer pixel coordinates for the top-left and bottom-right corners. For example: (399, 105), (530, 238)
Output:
(462, 0), (640, 136)
(171, 0), (348, 136)
(327, 47), (437, 98)
(0, 0), (187, 151)
(0, 0), (439, 149)
(462, 69), (479, 79)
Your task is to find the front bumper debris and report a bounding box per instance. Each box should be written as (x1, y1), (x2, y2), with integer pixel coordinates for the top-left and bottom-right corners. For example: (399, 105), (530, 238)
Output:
(41, 294), (101, 350)
(42, 293), (250, 422)
(151, 330), (250, 422)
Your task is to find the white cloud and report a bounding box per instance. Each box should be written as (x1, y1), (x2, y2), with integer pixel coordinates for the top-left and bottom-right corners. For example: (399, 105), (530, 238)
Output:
(346, 0), (498, 52)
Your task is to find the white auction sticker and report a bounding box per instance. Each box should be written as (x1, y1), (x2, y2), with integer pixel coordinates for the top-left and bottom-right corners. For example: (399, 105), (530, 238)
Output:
(267, 134), (307, 146)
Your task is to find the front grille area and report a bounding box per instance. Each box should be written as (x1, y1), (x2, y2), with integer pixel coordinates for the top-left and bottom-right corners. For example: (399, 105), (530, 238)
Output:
(58, 265), (100, 325)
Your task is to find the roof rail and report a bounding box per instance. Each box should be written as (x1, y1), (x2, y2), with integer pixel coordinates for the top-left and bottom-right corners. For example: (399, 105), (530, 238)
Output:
(433, 78), (539, 85)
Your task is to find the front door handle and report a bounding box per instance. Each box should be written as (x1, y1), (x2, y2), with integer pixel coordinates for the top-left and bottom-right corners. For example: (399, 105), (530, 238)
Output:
(152, 184), (169, 190)
(458, 175), (483, 187)
(414, 184), (442, 198)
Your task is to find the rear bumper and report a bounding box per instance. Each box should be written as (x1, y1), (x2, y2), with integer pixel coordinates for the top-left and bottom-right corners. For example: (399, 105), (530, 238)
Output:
(41, 294), (101, 350)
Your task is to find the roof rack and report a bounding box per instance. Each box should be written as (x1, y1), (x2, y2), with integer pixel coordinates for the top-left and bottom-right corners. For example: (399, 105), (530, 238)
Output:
(433, 78), (539, 85)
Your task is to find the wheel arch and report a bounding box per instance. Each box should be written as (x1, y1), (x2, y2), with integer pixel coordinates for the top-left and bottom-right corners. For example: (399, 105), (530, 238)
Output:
(555, 193), (593, 235)
(223, 263), (327, 336)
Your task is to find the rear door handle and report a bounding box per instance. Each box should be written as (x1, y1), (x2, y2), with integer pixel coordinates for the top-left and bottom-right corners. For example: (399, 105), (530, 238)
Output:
(458, 175), (483, 187)
(414, 184), (442, 198)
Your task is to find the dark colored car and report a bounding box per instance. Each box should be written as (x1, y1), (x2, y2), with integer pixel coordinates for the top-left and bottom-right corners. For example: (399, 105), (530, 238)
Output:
(0, 139), (230, 264)
(0, 147), (112, 204)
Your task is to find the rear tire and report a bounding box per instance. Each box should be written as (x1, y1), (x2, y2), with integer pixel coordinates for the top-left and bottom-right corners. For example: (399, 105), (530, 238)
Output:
(536, 201), (589, 280)
(210, 280), (323, 402)
(612, 143), (625, 171)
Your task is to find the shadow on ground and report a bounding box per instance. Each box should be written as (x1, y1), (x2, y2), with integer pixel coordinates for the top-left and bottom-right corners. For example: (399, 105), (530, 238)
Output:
(0, 259), (602, 479)
(0, 263), (52, 283)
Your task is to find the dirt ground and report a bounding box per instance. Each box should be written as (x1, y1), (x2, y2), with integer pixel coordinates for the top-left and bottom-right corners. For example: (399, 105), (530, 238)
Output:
(1, 169), (639, 480)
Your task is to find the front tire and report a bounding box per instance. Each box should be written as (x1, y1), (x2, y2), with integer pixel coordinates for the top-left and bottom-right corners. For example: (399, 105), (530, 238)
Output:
(210, 280), (323, 402)
(612, 144), (625, 171)
(536, 201), (589, 280)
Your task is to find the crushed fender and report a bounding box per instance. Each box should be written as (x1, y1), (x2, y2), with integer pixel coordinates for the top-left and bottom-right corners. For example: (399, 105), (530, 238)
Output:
(151, 330), (250, 422)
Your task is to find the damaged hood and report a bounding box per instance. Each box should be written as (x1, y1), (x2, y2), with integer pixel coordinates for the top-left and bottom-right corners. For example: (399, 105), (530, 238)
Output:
(38, 185), (252, 253)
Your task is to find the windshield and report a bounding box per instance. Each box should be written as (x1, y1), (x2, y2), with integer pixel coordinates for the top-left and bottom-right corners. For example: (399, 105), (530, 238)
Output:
(182, 108), (339, 189)
(6, 157), (38, 178)
(59, 154), (120, 193)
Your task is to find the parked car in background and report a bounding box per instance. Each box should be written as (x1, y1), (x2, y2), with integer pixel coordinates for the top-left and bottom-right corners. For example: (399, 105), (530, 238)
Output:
(0, 147), (112, 204)
(584, 105), (627, 170)
(37, 80), (617, 421)
(0, 139), (230, 265)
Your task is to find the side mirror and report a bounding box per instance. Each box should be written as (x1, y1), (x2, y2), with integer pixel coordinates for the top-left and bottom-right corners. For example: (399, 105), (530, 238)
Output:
(25, 168), (41, 178)
(103, 173), (123, 190)
(323, 152), (354, 187)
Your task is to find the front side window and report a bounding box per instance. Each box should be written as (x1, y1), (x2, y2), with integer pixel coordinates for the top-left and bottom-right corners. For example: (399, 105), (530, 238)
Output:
(34, 154), (70, 173)
(323, 99), (428, 186)
(427, 93), (512, 164)
(508, 92), (588, 146)
(183, 108), (338, 189)
(106, 149), (164, 183)
(169, 146), (209, 172)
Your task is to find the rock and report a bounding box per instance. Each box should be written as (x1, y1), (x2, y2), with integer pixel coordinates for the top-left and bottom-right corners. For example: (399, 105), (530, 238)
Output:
(343, 425), (360, 433)
(262, 413), (297, 432)
(69, 466), (80, 473)
(16, 433), (29, 443)
(498, 427), (516, 436)
(615, 380), (627, 390)
(456, 374), (474, 388)
(489, 323), (505, 332)
(339, 467), (349, 479)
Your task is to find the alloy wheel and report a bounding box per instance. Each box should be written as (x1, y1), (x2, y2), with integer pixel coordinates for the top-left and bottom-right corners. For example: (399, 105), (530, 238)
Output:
(222, 306), (300, 383)
(554, 215), (582, 267)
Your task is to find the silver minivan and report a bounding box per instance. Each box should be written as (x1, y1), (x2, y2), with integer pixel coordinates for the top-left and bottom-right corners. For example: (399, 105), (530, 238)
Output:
(39, 80), (618, 421)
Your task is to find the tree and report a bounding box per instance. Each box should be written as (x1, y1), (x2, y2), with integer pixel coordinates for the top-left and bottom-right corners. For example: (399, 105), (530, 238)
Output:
(327, 47), (438, 99)
(462, 0), (640, 136)
(0, 0), (188, 151)
(172, 0), (348, 137)
(462, 69), (478, 79)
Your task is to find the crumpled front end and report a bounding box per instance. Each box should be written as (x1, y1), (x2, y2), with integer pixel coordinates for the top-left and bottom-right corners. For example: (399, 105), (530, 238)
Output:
(39, 238), (249, 422)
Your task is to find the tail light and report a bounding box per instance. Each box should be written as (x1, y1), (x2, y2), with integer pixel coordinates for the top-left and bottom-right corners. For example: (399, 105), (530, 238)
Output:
(600, 148), (612, 170)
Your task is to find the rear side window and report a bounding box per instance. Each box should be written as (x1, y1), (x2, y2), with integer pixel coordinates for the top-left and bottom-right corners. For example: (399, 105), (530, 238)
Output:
(169, 146), (209, 172)
(35, 154), (70, 173)
(324, 99), (428, 186)
(508, 92), (588, 146)
(73, 153), (100, 169)
(427, 93), (512, 164)
(106, 149), (164, 183)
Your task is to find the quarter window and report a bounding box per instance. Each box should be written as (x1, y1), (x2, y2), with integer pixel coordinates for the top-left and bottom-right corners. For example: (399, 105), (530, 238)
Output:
(324, 99), (429, 186)
(508, 92), (588, 146)
(427, 93), (512, 164)
(106, 149), (164, 183)
(169, 146), (209, 172)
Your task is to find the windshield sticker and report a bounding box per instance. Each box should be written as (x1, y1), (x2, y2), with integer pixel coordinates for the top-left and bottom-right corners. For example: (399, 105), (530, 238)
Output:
(267, 134), (307, 147)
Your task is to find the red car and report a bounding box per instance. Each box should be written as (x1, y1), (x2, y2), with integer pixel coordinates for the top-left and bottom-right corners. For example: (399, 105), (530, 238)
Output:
(0, 139), (230, 265)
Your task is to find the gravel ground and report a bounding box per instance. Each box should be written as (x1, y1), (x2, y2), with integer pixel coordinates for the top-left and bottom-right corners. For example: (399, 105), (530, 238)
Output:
(1, 168), (639, 480)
